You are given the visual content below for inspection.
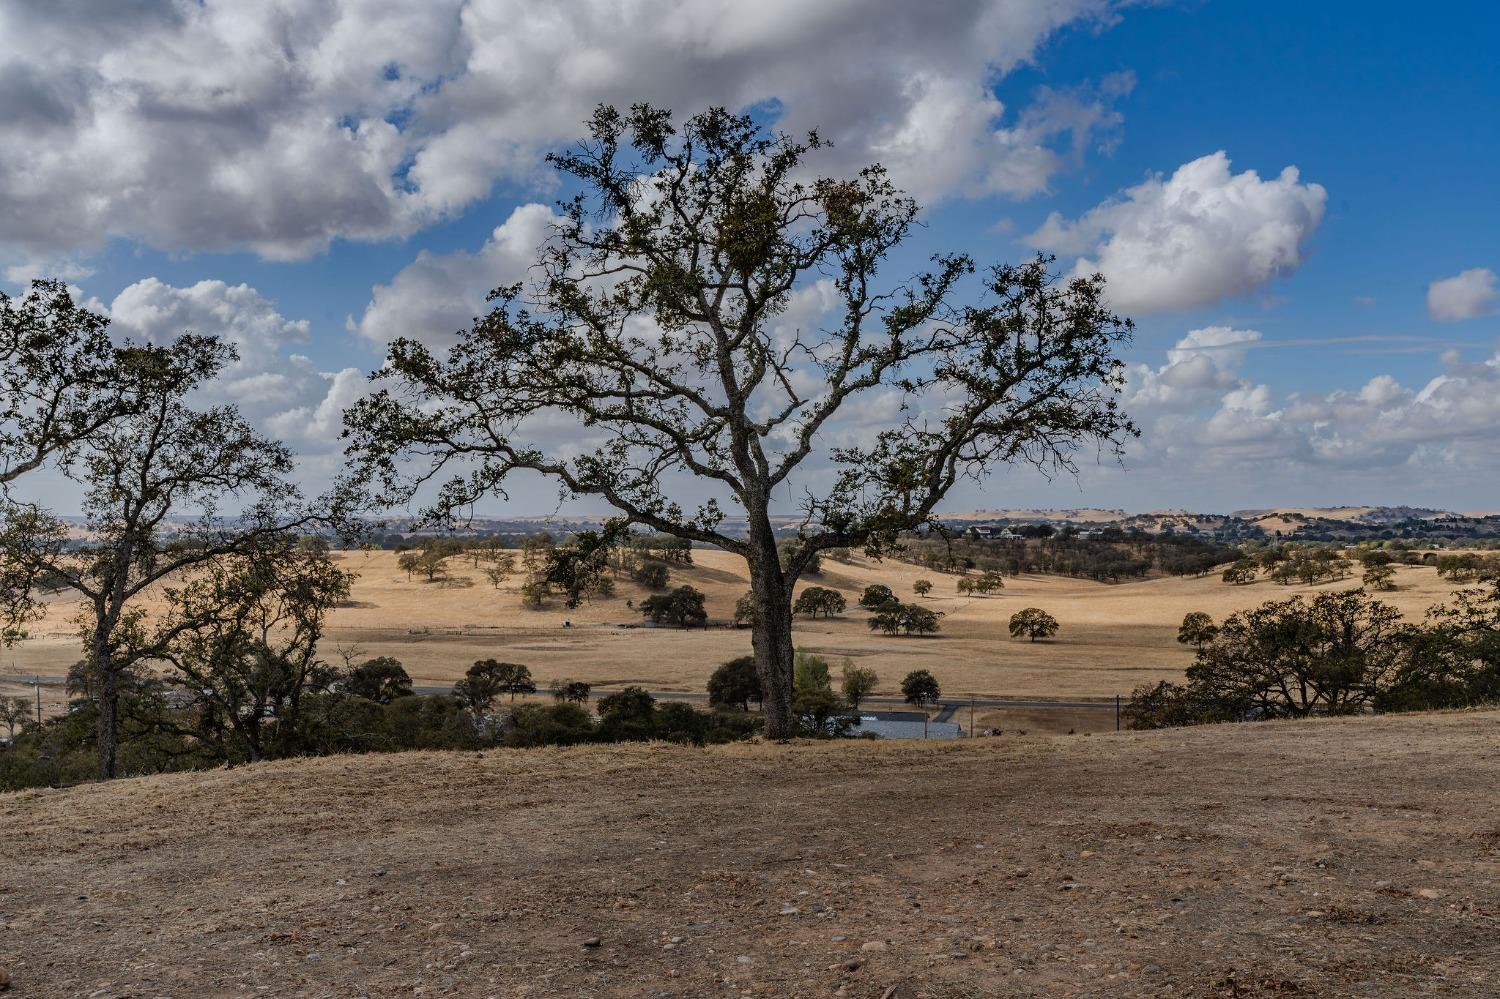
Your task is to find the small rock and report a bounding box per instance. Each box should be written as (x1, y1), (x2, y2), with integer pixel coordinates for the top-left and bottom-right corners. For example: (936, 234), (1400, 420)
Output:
(861, 940), (888, 953)
(736, 955), (752, 964)
(881, 987), (900, 999)
(831, 935), (848, 942)
(1417, 888), (1442, 900)
(582, 937), (602, 948)
(779, 906), (799, 916)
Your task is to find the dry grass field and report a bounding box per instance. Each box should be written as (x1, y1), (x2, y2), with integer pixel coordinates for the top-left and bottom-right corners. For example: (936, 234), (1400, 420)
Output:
(5, 549), (1468, 700)
(2, 709), (1497, 997)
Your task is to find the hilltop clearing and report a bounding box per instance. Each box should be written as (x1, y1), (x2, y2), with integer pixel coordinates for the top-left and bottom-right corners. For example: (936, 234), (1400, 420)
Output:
(2, 710), (1496, 997)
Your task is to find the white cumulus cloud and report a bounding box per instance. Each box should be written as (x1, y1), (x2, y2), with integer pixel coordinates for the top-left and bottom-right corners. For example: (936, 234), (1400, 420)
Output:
(1028, 151), (1327, 314)
(0, 0), (1135, 265)
(352, 202), (561, 349)
(1426, 267), (1497, 321)
(106, 278), (363, 454)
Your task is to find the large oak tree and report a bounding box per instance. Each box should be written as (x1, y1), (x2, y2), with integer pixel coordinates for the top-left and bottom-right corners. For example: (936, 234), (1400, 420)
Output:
(344, 105), (1135, 738)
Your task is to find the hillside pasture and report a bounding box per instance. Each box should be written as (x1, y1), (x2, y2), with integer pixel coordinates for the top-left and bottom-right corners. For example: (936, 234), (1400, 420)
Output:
(3, 549), (1467, 700)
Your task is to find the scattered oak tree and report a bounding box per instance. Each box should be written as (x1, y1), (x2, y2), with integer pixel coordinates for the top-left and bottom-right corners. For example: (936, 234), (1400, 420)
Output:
(859, 584), (896, 609)
(912, 578), (933, 596)
(342, 105), (1135, 738)
(1176, 611), (1218, 651)
(840, 663), (878, 710)
(1009, 607), (1059, 642)
(639, 584), (708, 627)
(732, 591), (757, 628)
(550, 679), (593, 704)
(868, 601), (943, 636)
(454, 659), (511, 713)
(792, 585), (846, 619)
(345, 657), (413, 704)
(0, 696), (30, 741)
(1186, 590), (1408, 718)
(900, 669), (941, 707)
(1221, 559), (1257, 585)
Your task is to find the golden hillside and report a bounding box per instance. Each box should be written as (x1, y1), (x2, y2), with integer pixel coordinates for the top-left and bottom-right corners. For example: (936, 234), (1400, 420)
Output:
(8, 549), (1466, 700)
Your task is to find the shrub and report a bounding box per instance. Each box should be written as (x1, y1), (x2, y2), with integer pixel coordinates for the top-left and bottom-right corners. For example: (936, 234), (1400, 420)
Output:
(1123, 681), (1222, 729)
(653, 701), (710, 744)
(505, 703), (596, 747)
(596, 686), (658, 741)
(707, 655), (763, 710)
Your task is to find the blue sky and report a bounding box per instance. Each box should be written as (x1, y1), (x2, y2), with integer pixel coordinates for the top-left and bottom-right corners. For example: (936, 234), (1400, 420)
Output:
(3, 1), (1498, 514)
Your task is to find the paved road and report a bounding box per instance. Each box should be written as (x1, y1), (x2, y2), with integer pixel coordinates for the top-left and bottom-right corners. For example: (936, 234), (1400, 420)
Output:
(6, 674), (1119, 716)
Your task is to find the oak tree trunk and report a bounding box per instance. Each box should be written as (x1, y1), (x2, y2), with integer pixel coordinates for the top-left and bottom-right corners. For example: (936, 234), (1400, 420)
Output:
(92, 634), (118, 780)
(747, 536), (797, 739)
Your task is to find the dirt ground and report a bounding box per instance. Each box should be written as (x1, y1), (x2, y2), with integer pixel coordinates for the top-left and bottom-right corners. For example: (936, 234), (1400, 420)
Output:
(2, 709), (1497, 997)
(7, 550), (1469, 702)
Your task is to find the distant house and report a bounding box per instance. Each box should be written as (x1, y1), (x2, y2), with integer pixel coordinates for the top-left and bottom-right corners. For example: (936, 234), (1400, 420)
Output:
(855, 710), (962, 740)
(967, 525), (1022, 540)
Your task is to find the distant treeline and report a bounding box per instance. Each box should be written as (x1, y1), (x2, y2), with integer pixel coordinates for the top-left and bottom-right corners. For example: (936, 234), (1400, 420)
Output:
(896, 529), (1235, 582)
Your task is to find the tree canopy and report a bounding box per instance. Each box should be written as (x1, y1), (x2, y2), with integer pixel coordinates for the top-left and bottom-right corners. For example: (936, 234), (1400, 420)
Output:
(343, 104), (1135, 737)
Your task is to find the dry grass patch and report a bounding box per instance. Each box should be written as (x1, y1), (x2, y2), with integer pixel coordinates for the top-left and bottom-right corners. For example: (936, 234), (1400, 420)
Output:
(2, 710), (1498, 996)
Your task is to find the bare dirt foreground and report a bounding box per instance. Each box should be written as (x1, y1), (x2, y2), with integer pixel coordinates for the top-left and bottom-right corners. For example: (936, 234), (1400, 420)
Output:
(3, 712), (1499, 998)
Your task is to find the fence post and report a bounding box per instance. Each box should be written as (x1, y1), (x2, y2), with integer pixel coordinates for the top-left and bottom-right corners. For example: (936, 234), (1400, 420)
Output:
(1115, 693), (1121, 732)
